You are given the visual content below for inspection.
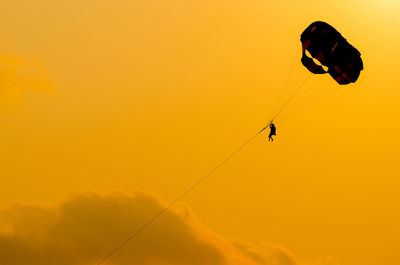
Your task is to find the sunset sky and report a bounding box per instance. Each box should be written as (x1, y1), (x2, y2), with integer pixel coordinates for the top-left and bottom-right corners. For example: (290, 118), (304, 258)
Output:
(0, 1), (399, 265)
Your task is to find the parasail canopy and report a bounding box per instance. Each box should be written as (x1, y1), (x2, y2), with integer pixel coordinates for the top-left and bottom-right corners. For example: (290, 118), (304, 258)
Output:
(300, 21), (363, 85)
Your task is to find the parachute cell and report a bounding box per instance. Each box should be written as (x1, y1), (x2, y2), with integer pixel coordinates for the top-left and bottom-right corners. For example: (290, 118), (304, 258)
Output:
(300, 21), (363, 85)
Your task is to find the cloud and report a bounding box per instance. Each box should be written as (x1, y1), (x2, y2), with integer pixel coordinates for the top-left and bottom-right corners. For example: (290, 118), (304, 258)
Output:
(0, 191), (299, 265)
(0, 54), (52, 97)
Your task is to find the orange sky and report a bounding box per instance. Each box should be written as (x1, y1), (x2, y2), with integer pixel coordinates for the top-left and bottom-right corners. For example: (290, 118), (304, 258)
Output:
(0, 1), (399, 265)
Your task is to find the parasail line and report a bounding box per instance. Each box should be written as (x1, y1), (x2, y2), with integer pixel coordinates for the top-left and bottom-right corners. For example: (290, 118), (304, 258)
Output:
(275, 82), (336, 124)
(97, 129), (263, 265)
(272, 73), (311, 120)
(268, 49), (299, 121)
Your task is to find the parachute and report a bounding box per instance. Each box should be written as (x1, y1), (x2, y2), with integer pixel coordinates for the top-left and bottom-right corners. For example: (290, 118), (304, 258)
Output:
(269, 21), (364, 123)
(300, 21), (363, 85)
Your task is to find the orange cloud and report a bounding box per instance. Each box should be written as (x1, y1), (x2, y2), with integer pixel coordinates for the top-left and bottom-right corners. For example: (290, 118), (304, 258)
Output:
(0, 191), (299, 265)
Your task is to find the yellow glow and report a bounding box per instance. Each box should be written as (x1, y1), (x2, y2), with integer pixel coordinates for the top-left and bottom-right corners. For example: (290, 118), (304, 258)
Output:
(377, 0), (400, 8)
(305, 49), (329, 71)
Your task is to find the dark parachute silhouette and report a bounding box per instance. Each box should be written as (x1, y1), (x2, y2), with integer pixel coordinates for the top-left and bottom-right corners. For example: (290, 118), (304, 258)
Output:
(300, 21), (363, 85)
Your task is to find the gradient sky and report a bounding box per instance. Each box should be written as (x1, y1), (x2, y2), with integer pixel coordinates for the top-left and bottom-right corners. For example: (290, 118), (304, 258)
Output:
(0, 1), (399, 265)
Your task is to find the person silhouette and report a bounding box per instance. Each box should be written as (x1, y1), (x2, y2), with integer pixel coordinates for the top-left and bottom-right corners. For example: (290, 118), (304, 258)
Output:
(268, 122), (276, 141)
